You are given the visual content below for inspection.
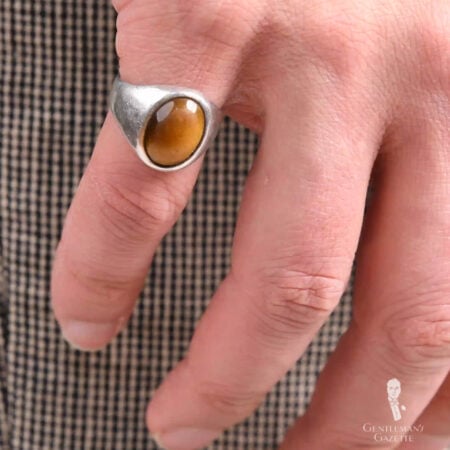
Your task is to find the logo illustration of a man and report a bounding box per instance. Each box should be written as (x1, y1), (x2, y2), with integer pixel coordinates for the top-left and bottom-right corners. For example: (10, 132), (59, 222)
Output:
(387, 378), (406, 421)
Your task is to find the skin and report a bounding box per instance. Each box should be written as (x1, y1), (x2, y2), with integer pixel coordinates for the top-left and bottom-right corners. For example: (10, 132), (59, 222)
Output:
(51, 0), (450, 449)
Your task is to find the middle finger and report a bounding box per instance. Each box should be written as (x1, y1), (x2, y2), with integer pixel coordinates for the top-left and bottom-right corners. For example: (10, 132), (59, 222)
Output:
(147, 75), (379, 449)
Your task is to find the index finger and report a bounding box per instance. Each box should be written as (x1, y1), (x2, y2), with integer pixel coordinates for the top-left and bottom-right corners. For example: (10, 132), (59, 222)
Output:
(51, 113), (203, 350)
(51, 0), (251, 350)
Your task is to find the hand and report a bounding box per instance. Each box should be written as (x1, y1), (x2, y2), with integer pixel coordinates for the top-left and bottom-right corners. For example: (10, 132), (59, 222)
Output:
(51, 0), (450, 448)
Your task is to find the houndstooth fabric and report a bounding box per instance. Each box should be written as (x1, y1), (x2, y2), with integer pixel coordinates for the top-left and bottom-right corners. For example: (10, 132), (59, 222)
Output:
(0, 1), (354, 449)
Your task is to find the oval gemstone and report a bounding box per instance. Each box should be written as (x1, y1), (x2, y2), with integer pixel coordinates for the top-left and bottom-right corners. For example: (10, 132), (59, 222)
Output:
(143, 97), (205, 167)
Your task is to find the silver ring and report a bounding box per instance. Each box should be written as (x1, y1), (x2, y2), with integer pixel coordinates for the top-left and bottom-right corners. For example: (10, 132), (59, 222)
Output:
(110, 76), (222, 172)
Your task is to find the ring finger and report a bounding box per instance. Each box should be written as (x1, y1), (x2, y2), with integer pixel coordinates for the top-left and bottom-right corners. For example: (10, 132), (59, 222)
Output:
(281, 103), (450, 449)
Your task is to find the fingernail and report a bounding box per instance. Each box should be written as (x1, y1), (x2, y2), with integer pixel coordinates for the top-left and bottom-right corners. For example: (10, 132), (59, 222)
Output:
(154, 428), (219, 450)
(61, 320), (120, 351)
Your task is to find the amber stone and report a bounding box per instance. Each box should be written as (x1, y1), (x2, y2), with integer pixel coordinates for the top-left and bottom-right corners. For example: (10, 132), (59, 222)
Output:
(143, 97), (205, 167)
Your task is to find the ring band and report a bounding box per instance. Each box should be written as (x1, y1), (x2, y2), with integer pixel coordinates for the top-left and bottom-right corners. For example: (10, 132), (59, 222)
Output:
(110, 76), (222, 172)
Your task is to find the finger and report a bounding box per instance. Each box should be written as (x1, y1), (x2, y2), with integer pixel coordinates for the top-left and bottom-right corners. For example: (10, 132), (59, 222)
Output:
(280, 108), (450, 449)
(51, 114), (203, 350)
(146, 77), (379, 449)
(51, 0), (252, 351)
(398, 373), (449, 450)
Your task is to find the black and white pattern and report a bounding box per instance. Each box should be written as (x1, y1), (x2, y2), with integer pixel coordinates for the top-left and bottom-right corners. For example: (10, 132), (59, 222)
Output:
(0, 1), (352, 448)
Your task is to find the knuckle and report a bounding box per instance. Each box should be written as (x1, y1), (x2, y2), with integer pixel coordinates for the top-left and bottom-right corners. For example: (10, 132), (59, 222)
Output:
(287, 6), (377, 81)
(194, 379), (264, 419)
(85, 167), (181, 240)
(115, 0), (257, 59)
(114, 4), (167, 62)
(257, 266), (346, 333)
(181, 357), (265, 420)
(114, 0), (256, 91)
(55, 244), (135, 316)
(114, 1), (182, 62)
(384, 306), (450, 367)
